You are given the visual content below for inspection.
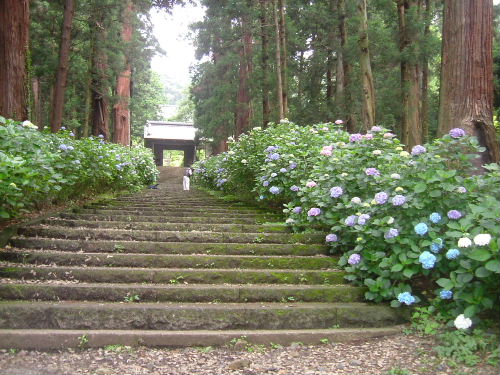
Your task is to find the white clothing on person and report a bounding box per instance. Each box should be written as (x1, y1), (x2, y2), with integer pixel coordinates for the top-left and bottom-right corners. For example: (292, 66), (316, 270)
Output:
(183, 176), (190, 190)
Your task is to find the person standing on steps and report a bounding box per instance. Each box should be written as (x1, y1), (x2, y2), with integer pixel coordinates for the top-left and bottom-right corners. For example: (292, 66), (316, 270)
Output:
(183, 167), (193, 191)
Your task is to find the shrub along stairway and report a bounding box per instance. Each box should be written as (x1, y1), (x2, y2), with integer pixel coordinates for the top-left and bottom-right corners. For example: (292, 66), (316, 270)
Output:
(0, 167), (407, 350)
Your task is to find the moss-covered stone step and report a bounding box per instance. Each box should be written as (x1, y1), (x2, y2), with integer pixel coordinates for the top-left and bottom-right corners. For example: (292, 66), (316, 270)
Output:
(0, 301), (407, 330)
(40, 218), (292, 233)
(58, 213), (263, 224)
(17, 227), (325, 245)
(0, 282), (365, 303)
(10, 238), (330, 256)
(77, 208), (283, 219)
(87, 201), (263, 211)
(81, 205), (265, 215)
(0, 327), (404, 350)
(0, 265), (344, 285)
(0, 250), (338, 270)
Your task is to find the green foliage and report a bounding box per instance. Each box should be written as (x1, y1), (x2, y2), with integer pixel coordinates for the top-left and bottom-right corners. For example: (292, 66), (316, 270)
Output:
(193, 120), (499, 327)
(0, 118), (158, 219)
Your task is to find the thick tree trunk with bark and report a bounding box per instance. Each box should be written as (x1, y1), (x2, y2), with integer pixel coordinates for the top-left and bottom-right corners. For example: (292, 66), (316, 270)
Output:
(397, 0), (422, 148)
(438, 0), (499, 164)
(0, 0), (29, 121)
(278, 0), (288, 117)
(274, 0), (284, 120)
(50, 0), (75, 132)
(235, 12), (253, 139)
(113, 0), (133, 146)
(259, 0), (271, 128)
(420, 0), (430, 143)
(358, 0), (376, 130)
(32, 77), (43, 129)
(326, 0), (336, 110)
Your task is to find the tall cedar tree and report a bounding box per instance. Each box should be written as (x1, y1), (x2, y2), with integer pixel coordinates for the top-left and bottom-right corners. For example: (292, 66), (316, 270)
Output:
(259, 0), (271, 128)
(0, 0), (30, 121)
(50, 0), (75, 132)
(438, 0), (499, 164)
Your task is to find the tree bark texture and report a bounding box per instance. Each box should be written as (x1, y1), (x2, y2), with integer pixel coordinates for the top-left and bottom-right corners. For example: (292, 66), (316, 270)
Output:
(274, 0), (284, 120)
(259, 0), (271, 128)
(113, 0), (133, 146)
(438, 0), (499, 164)
(420, 0), (430, 143)
(278, 0), (288, 117)
(0, 0), (29, 121)
(31, 77), (43, 129)
(326, 0), (336, 109)
(235, 10), (253, 139)
(50, 0), (75, 132)
(397, 0), (422, 148)
(358, 0), (376, 131)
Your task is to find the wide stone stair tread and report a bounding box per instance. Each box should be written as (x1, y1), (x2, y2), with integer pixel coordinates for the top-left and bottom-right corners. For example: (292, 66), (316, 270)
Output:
(0, 249), (338, 269)
(0, 327), (404, 350)
(0, 167), (407, 349)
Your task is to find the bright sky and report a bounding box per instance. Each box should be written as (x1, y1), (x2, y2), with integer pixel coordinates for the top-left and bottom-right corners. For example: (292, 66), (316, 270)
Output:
(150, 2), (205, 87)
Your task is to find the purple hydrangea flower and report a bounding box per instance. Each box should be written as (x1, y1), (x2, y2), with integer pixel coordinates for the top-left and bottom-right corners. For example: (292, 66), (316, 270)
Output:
(384, 228), (399, 239)
(59, 144), (68, 151)
(330, 186), (343, 198)
(263, 181), (270, 187)
(290, 185), (300, 192)
(269, 153), (280, 161)
(371, 126), (382, 132)
(269, 186), (280, 194)
(292, 207), (302, 214)
(375, 192), (389, 204)
(348, 253), (361, 265)
(266, 145), (279, 152)
(411, 145), (426, 155)
(289, 162), (297, 169)
(365, 168), (380, 176)
(358, 214), (370, 225)
(392, 195), (406, 206)
(350, 133), (363, 142)
(307, 208), (321, 216)
(325, 234), (338, 243)
(280, 168), (287, 173)
(69, 132), (75, 137)
(345, 215), (357, 226)
(447, 210), (462, 220)
(457, 186), (467, 193)
(449, 128), (466, 138)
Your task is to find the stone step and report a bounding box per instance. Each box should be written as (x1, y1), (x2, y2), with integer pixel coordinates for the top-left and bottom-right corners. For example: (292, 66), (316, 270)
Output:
(17, 227), (325, 244)
(82, 205), (265, 215)
(77, 208), (282, 219)
(0, 282), (365, 303)
(0, 265), (344, 285)
(10, 238), (330, 256)
(0, 301), (407, 330)
(0, 250), (337, 270)
(58, 212), (264, 224)
(0, 327), (404, 350)
(40, 218), (292, 233)
(87, 202), (262, 211)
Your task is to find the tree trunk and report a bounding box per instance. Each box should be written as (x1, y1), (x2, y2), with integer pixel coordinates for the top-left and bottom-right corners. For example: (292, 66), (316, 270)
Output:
(274, 0), (284, 120)
(397, 0), (422, 148)
(0, 0), (29, 121)
(235, 10), (253, 139)
(259, 0), (271, 128)
(420, 0), (430, 143)
(338, 0), (355, 132)
(113, 0), (133, 146)
(326, 0), (336, 111)
(32, 77), (43, 129)
(358, 0), (376, 130)
(278, 0), (288, 117)
(50, 0), (75, 132)
(438, 0), (499, 164)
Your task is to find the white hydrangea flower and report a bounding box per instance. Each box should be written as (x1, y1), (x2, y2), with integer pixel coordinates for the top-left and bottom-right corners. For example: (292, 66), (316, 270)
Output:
(473, 234), (491, 246)
(241, 159), (248, 164)
(391, 173), (401, 179)
(395, 187), (404, 192)
(395, 147), (403, 151)
(458, 237), (472, 248)
(285, 218), (295, 224)
(400, 151), (410, 157)
(372, 150), (382, 155)
(252, 127), (262, 131)
(387, 217), (394, 224)
(454, 314), (472, 330)
(351, 197), (361, 204)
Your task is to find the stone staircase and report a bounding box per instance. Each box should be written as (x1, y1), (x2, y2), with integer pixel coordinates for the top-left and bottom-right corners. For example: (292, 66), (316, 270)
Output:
(0, 167), (406, 350)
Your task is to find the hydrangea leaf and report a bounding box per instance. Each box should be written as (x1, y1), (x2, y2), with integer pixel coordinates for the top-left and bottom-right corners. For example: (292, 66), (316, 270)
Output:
(484, 260), (500, 273)
(468, 249), (491, 262)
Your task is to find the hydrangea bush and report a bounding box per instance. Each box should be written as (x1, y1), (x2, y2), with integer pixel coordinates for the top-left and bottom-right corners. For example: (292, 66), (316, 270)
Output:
(0, 118), (158, 219)
(193, 120), (499, 328)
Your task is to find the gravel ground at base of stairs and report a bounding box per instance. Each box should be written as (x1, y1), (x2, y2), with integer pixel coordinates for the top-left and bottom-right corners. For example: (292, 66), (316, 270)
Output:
(0, 334), (498, 375)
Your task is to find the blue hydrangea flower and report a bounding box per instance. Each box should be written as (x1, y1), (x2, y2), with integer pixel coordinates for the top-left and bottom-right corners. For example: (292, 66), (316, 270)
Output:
(344, 215), (357, 226)
(365, 168), (380, 176)
(269, 186), (280, 194)
(290, 185), (300, 192)
(263, 181), (270, 187)
(411, 145), (426, 155)
(446, 248), (460, 260)
(374, 192), (388, 204)
(289, 162), (297, 169)
(430, 238), (444, 253)
(419, 251), (436, 269)
(440, 290), (453, 299)
(358, 214), (370, 225)
(292, 207), (302, 214)
(384, 228), (399, 239)
(447, 210), (462, 220)
(280, 168), (287, 173)
(429, 213), (442, 224)
(348, 253), (361, 265)
(449, 128), (466, 138)
(414, 223), (428, 236)
(330, 186), (343, 198)
(59, 144), (68, 151)
(269, 153), (280, 161)
(265, 145), (279, 152)
(397, 292), (416, 305)
(325, 234), (338, 243)
(392, 195), (406, 206)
